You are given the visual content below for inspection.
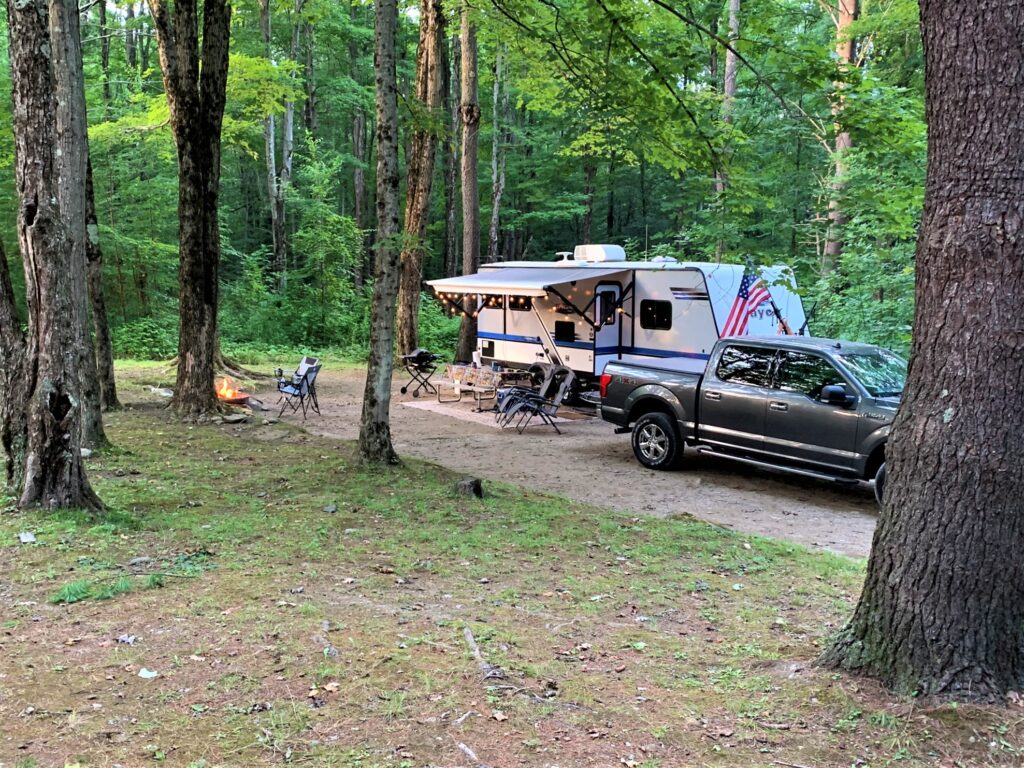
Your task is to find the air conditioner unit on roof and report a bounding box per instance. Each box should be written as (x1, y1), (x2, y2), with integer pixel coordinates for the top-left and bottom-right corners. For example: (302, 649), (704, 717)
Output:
(573, 244), (626, 263)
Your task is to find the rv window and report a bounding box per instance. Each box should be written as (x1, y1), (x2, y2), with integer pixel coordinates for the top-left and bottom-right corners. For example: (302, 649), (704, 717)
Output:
(554, 321), (576, 343)
(598, 291), (617, 326)
(640, 300), (672, 330)
(508, 296), (532, 312)
(715, 345), (774, 387)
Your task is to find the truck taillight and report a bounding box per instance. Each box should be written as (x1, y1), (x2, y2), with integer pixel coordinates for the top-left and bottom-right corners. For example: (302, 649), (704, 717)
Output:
(599, 373), (612, 399)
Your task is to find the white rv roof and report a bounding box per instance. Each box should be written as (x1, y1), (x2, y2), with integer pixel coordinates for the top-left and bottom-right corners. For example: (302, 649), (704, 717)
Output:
(488, 259), (745, 273)
(427, 266), (629, 297)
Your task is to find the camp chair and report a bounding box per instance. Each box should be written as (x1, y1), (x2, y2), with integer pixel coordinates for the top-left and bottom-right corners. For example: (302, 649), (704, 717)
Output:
(276, 356), (321, 413)
(495, 364), (563, 422)
(500, 369), (576, 434)
(278, 363), (321, 418)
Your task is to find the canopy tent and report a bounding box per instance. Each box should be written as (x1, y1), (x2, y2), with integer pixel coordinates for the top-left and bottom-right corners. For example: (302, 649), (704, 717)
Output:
(427, 266), (629, 297)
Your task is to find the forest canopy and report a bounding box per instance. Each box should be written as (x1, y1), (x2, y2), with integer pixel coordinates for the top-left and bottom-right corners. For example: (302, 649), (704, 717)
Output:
(0, 0), (924, 359)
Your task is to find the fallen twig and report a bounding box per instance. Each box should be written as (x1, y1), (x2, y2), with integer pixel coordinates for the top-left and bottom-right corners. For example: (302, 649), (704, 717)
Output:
(773, 761), (814, 768)
(462, 626), (506, 679)
(454, 709), (477, 725)
(457, 741), (492, 767)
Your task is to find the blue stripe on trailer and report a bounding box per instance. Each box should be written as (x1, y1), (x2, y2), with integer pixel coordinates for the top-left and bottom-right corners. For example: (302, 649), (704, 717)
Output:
(480, 331), (711, 361)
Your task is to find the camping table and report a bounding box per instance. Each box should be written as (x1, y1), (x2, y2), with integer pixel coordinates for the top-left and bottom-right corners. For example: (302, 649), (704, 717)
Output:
(436, 365), (500, 411)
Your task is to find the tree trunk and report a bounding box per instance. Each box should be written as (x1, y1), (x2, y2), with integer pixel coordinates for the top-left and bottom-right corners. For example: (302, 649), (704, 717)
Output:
(455, 4), (480, 363)
(357, 0), (401, 465)
(126, 2), (138, 70)
(259, 0), (288, 292)
(7, 0), (102, 510)
(0, 242), (29, 492)
(580, 157), (596, 245)
(50, 0), (107, 450)
(823, 0), (858, 269)
(822, 0), (1024, 700)
(148, 0), (232, 420)
(98, 0), (111, 113)
(351, 1), (368, 289)
(86, 158), (120, 411)
(442, 32), (461, 278)
(396, 0), (445, 357)
(714, 0), (739, 198)
(486, 44), (507, 263)
(303, 20), (317, 132)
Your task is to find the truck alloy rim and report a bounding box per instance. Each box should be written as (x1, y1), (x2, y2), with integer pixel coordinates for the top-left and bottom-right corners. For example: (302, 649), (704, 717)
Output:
(637, 424), (668, 461)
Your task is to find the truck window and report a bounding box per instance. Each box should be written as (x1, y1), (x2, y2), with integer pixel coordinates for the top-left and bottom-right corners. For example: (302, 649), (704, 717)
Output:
(715, 345), (774, 387)
(776, 352), (845, 399)
(640, 300), (672, 330)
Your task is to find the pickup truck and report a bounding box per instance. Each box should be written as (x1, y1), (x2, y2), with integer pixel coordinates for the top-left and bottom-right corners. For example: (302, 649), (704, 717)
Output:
(599, 336), (906, 504)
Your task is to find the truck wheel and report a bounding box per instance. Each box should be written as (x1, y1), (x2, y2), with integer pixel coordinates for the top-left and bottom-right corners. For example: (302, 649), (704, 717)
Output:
(632, 412), (682, 470)
(873, 463), (887, 506)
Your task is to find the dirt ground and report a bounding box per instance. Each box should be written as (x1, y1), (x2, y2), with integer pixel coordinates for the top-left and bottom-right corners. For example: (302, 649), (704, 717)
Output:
(261, 367), (878, 558)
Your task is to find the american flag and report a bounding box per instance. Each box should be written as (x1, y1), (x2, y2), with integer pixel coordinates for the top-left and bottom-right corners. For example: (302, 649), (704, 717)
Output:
(721, 271), (771, 337)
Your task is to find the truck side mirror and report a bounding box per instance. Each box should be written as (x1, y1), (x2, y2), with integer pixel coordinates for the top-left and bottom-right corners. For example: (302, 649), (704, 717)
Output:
(822, 384), (853, 406)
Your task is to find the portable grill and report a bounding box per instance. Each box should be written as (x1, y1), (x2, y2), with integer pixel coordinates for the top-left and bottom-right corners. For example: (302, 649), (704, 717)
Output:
(400, 349), (440, 397)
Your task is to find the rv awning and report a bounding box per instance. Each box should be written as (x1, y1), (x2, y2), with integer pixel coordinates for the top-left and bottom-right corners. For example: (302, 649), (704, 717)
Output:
(427, 267), (628, 297)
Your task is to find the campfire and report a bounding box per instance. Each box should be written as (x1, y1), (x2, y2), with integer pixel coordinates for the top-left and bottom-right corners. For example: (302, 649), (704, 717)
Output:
(216, 377), (249, 405)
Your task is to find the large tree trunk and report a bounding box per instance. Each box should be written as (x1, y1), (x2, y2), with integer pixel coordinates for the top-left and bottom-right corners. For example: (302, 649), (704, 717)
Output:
(357, 0), (401, 465)
(98, 0), (111, 113)
(396, 0), (445, 357)
(7, 0), (102, 510)
(148, 0), (232, 420)
(486, 44), (507, 263)
(86, 158), (120, 411)
(50, 0), (107, 450)
(822, 0), (858, 270)
(455, 5), (480, 363)
(0, 243), (29, 492)
(126, 2), (138, 70)
(822, 0), (1024, 700)
(442, 32), (461, 278)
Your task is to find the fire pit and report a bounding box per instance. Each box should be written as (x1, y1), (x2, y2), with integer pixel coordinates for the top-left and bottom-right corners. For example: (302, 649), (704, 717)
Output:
(217, 377), (249, 405)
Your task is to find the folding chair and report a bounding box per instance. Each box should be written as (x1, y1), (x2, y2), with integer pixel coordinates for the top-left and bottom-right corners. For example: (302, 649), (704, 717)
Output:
(500, 369), (576, 434)
(400, 349), (440, 397)
(275, 356), (321, 414)
(278, 364), (321, 418)
(495, 364), (562, 423)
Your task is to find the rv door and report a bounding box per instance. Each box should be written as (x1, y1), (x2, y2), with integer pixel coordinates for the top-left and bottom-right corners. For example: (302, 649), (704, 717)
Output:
(594, 283), (621, 375)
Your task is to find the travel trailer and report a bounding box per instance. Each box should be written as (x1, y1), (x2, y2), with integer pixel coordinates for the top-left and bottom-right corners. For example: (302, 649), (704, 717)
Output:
(426, 244), (807, 383)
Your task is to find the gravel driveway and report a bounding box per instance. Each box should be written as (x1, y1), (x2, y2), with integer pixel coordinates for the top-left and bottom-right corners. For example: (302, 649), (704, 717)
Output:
(274, 367), (877, 558)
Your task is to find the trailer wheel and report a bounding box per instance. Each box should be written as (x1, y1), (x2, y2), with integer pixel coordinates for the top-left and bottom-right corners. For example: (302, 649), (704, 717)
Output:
(873, 463), (886, 507)
(632, 412), (683, 470)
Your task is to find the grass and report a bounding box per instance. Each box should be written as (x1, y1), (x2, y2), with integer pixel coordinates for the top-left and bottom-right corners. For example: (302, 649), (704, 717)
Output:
(0, 374), (1021, 766)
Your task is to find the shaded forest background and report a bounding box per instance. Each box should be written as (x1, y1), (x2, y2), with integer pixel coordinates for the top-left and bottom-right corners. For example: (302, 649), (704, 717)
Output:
(0, 0), (924, 361)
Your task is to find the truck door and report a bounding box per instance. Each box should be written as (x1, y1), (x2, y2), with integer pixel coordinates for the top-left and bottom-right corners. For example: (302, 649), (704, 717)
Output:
(763, 351), (860, 472)
(699, 344), (775, 453)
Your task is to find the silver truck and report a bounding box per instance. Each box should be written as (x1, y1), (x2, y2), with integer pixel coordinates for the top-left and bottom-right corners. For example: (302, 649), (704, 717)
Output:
(599, 336), (906, 504)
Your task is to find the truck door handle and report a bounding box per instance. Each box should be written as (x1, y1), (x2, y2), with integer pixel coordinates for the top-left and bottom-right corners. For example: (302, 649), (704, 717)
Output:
(704, 391), (721, 401)
(769, 401), (788, 412)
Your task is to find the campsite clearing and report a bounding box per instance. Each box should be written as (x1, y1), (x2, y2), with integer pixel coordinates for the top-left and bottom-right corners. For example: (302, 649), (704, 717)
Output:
(1, 372), (1020, 767)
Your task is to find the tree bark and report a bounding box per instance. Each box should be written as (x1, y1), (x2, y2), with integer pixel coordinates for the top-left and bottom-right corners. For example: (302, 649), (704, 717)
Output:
(822, 0), (1024, 701)
(823, 0), (858, 269)
(303, 19), (317, 132)
(126, 2), (138, 70)
(396, 0), (445, 357)
(0, 242), (28, 492)
(455, 4), (480, 363)
(351, 1), (368, 289)
(7, 0), (102, 510)
(714, 0), (739, 199)
(148, 0), (232, 420)
(50, 0), (107, 450)
(442, 32), (461, 278)
(86, 158), (120, 411)
(486, 44), (507, 263)
(98, 0), (111, 112)
(580, 157), (596, 245)
(357, 0), (401, 465)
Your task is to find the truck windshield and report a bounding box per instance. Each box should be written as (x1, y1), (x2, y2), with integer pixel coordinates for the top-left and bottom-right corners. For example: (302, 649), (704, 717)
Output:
(837, 350), (907, 397)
